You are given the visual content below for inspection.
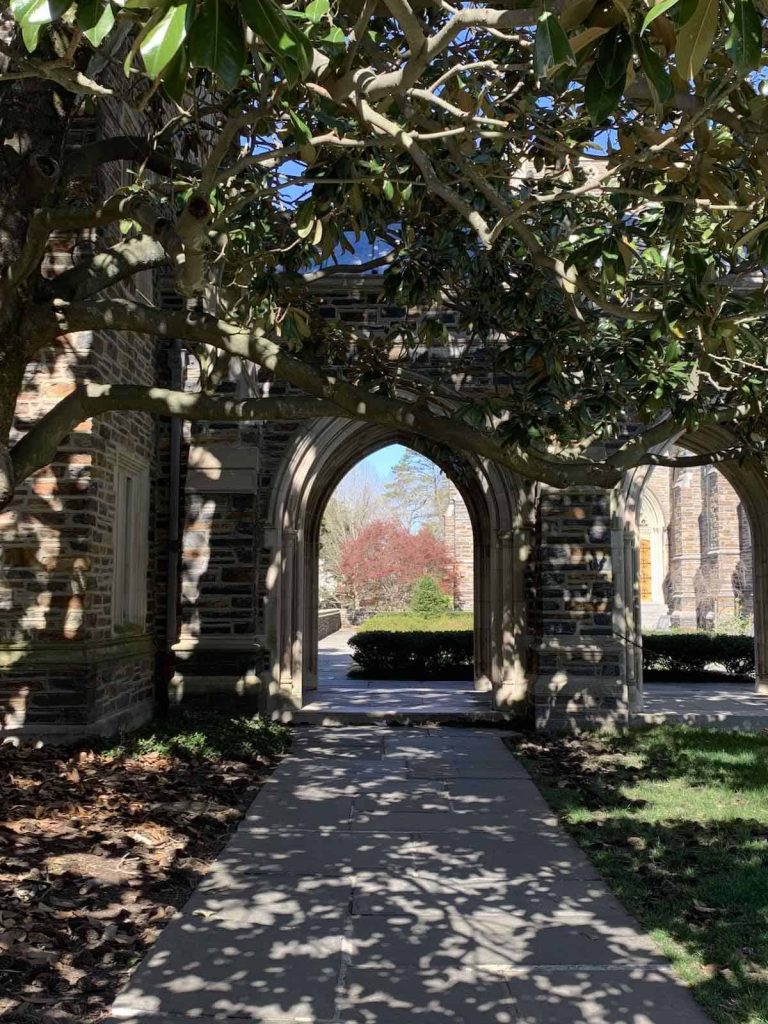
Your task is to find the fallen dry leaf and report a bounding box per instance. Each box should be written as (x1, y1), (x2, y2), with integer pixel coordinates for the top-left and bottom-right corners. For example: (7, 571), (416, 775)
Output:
(0, 737), (279, 1022)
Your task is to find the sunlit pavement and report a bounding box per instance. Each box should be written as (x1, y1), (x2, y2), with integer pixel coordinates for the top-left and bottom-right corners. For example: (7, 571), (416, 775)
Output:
(299, 628), (494, 720)
(108, 728), (712, 1023)
(641, 682), (768, 730)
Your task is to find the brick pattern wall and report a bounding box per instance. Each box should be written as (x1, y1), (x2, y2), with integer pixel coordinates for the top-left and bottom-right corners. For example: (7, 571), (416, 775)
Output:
(176, 276), (624, 729)
(0, 99), (169, 739)
(442, 482), (474, 610)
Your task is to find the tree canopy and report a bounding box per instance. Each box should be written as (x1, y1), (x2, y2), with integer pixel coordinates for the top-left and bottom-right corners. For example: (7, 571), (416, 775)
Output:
(383, 449), (451, 535)
(2, 0), (768, 508)
(337, 518), (454, 609)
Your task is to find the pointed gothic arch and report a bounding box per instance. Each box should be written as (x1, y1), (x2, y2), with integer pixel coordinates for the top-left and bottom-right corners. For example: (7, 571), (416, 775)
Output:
(618, 424), (768, 703)
(263, 418), (532, 713)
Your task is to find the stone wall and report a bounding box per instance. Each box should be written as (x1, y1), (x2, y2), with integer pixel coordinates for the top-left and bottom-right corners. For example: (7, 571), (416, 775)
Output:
(0, 105), (169, 741)
(442, 482), (474, 610)
(170, 274), (634, 730)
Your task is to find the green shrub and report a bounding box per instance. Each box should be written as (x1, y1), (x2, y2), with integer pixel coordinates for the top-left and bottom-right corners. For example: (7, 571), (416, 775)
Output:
(348, 629), (473, 679)
(101, 709), (290, 762)
(358, 611), (473, 632)
(410, 574), (452, 617)
(642, 632), (754, 678)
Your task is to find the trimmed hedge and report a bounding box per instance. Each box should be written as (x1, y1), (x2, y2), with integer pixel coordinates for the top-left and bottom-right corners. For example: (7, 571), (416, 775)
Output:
(643, 632), (754, 679)
(348, 626), (754, 681)
(348, 629), (473, 679)
(357, 612), (473, 633)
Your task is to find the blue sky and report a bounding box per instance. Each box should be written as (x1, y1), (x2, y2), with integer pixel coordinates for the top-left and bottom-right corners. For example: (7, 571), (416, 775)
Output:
(363, 444), (407, 478)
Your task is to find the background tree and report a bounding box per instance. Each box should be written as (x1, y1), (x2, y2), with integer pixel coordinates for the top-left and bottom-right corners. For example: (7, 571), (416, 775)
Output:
(337, 519), (455, 611)
(383, 449), (451, 537)
(2, 0), (768, 511)
(410, 574), (452, 618)
(319, 463), (381, 599)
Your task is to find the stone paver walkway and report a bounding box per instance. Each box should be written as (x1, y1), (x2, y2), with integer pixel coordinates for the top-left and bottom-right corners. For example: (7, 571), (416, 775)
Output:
(299, 629), (492, 720)
(641, 681), (768, 730)
(109, 728), (711, 1024)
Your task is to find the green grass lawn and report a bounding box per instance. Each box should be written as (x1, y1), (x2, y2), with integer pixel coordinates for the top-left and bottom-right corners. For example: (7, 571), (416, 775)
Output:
(357, 611), (473, 632)
(513, 726), (768, 1024)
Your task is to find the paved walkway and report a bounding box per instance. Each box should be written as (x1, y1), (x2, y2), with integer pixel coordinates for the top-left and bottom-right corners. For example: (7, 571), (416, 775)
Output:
(300, 628), (492, 719)
(109, 727), (711, 1023)
(641, 682), (768, 729)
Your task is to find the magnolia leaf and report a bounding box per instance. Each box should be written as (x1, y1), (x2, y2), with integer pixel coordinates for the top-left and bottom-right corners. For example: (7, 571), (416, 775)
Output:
(288, 108), (312, 142)
(295, 200), (315, 238)
(304, 0), (329, 22)
(141, 1), (190, 78)
(596, 25), (632, 86)
(569, 25), (610, 52)
(14, 0), (72, 50)
(534, 10), (577, 78)
(725, 0), (762, 72)
(559, 0), (598, 31)
(585, 60), (625, 120)
(77, 0), (116, 46)
(322, 24), (345, 43)
(189, 0), (246, 89)
(640, 0), (680, 33)
(675, 0), (719, 80)
(241, 0), (314, 82)
(637, 36), (674, 102)
(734, 218), (768, 252)
(160, 41), (188, 101)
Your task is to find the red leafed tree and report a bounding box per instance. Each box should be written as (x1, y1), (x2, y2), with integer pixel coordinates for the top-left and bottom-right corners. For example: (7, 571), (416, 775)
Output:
(338, 519), (456, 611)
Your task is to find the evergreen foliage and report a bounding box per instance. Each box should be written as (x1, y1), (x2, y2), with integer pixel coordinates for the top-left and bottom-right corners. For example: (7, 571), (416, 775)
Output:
(410, 574), (452, 617)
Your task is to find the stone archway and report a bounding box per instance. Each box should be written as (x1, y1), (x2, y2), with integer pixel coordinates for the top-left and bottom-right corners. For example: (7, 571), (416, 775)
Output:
(263, 419), (532, 714)
(618, 425), (768, 701)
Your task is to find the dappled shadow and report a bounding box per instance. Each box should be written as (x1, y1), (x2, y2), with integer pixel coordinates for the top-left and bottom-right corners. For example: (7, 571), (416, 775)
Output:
(518, 729), (768, 1022)
(109, 728), (710, 1024)
(309, 630), (490, 717)
(0, 731), (283, 1021)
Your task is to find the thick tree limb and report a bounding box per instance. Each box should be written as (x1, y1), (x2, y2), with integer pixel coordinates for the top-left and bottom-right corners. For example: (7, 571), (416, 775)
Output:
(9, 384), (344, 486)
(19, 294), (763, 490)
(62, 136), (200, 180)
(46, 236), (170, 302)
(30, 296), (631, 487)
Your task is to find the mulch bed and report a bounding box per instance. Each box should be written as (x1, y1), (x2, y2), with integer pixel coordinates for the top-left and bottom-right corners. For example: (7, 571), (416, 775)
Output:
(0, 741), (282, 1022)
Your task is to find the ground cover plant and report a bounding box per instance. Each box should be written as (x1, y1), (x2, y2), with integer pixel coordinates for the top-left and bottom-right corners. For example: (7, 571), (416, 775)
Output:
(514, 726), (768, 1024)
(0, 709), (288, 1022)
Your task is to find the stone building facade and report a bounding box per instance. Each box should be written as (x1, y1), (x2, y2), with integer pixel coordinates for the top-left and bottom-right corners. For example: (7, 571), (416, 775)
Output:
(638, 459), (754, 632)
(2, 260), (767, 738)
(442, 481), (475, 610)
(0, 104), (175, 741)
(432, 471), (750, 636)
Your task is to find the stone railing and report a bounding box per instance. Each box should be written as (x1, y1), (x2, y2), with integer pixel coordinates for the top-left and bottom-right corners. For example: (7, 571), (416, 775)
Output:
(318, 608), (342, 640)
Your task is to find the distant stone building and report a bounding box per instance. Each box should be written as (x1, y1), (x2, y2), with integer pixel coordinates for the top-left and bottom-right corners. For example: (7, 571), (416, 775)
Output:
(638, 456), (753, 632)
(443, 481), (474, 610)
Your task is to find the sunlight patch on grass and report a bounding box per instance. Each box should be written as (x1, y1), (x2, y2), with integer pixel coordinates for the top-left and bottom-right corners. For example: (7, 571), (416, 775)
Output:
(514, 726), (768, 1024)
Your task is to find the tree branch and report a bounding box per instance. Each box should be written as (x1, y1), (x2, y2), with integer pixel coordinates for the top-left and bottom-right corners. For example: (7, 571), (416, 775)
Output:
(62, 136), (200, 180)
(46, 236), (170, 302)
(9, 384), (343, 486)
(31, 296), (628, 487)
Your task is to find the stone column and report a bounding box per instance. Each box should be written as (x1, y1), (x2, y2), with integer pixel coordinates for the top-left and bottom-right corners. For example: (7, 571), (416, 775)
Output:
(532, 487), (625, 732)
(668, 467), (702, 628)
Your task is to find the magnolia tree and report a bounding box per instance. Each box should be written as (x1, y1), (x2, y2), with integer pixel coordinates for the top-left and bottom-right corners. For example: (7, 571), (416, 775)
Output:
(1, 0), (768, 510)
